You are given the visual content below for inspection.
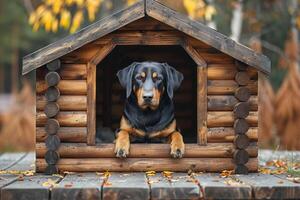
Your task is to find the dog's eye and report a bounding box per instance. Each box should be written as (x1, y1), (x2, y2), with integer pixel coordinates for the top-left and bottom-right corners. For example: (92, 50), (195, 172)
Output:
(136, 76), (143, 81)
(154, 76), (162, 82)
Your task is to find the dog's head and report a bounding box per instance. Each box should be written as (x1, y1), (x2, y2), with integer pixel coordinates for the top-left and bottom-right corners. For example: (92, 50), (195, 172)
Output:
(117, 62), (183, 110)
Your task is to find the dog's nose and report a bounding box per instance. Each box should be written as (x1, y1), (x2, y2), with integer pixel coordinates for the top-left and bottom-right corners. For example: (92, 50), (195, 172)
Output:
(143, 94), (153, 103)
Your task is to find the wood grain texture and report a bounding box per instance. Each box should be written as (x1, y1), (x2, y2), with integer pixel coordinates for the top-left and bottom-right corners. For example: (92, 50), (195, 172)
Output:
(234, 119), (249, 134)
(45, 118), (60, 135)
(51, 173), (104, 200)
(234, 134), (250, 149)
(45, 86), (60, 102)
(207, 127), (257, 142)
(45, 164), (59, 175)
(235, 164), (249, 174)
(207, 64), (257, 80)
(148, 173), (201, 199)
(233, 102), (250, 119)
(45, 150), (60, 165)
(207, 80), (257, 95)
(45, 135), (61, 151)
(233, 149), (249, 165)
(145, 0), (270, 74)
(195, 173), (252, 199)
(36, 127), (87, 143)
(235, 87), (251, 102)
(44, 102), (59, 118)
(235, 174), (300, 199)
(207, 111), (257, 127)
(87, 62), (96, 145)
(36, 157), (258, 172)
(208, 95), (257, 111)
(37, 111), (87, 127)
(1, 176), (61, 200)
(197, 66), (207, 145)
(100, 30), (184, 46)
(235, 71), (250, 86)
(103, 173), (150, 200)
(46, 59), (61, 71)
(45, 71), (61, 87)
(36, 143), (258, 158)
(37, 95), (87, 111)
(22, 1), (145, 74)
(37, 80), (87, 95)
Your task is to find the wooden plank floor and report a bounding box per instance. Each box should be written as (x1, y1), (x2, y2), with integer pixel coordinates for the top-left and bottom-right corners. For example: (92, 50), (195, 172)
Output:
(0, 151), (299, 200)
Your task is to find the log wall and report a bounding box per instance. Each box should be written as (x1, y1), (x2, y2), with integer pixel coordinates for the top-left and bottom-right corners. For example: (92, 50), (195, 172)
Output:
(35, 18), (259, 173)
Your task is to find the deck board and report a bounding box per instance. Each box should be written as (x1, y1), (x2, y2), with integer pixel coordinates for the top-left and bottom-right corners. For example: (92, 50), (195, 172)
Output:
(1, 175), (61, 200)
(0, 150), (300, 199)
(148, 173), (201, 200)
(234, 173), (300, 199)
(195, 173), (252, 199)
(51, 173), (104, 200)
(0, 153), (27, 170)
(0, 175), (18, 200)
(5, 153), (35, 171)
(103, 173), (150, 200)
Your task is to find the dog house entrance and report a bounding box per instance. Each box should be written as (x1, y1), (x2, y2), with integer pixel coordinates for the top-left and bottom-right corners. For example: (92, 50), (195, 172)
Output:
(96, 45), (197, 143)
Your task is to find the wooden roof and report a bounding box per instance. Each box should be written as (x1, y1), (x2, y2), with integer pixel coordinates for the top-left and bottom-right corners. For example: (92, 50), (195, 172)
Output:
(22, 0), (271, 75)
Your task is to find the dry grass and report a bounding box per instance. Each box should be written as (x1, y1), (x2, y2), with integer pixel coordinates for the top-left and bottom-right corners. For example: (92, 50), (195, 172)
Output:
(0, 80), (35, 152)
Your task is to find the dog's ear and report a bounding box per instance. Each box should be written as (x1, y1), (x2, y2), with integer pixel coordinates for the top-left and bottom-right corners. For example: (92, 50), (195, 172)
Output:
(117, 62), (138, 98)
(162, 63), (184, 99)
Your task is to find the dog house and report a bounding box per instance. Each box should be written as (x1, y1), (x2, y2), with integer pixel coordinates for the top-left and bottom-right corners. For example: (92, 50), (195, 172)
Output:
(22, 0), (271, 174)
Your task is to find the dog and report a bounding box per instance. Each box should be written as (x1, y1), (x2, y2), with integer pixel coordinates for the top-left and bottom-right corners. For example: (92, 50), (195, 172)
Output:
(115, 61), (185, 159)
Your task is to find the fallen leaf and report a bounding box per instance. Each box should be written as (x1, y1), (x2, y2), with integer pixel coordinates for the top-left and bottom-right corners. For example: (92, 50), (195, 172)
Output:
(162, 171), (173, 178)
(145, 171), (156, 176)
(220, 170), (233, 178)
(18, 175), (24, 181)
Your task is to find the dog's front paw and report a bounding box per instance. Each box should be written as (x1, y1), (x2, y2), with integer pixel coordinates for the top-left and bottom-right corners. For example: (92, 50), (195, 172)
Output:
(170, 147), (184, 159)
(115, 148), (128, 158)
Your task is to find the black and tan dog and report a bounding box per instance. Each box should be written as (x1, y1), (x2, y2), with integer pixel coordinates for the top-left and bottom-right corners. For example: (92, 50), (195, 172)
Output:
(115, 61), (184, 158)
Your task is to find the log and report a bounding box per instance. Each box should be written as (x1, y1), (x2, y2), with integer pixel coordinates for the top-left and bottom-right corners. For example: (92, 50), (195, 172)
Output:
(235, 87), (251, 102)
(45, 71), (61, 87)
(45, 164), (59, 175)
(44, 102), (59, 118)
(207, 111), (257, 127)
(235, 72), (250, 86)
(234, 119), (249, 134)
(207, 127), (257, 142)
(45, 135), (61, 151)
(233, 149), (249, 165)
(45, 86), (60, 102)
(46, 59), (61, 71)
(207, 95), (257, 111)
(207, 64), (257, 80)
(36, 157), (258, 172)
(36, 127), (87, 142)
(36, 143), (258, 158)
(37, 111), (87, 127)
(234, 135), (250, 149)
(60, 64), (87, 80)
(235, 60), (248, 71)
(45, 150), (60, 165)
(36, 80), (87, 95)
(207, 80), (257, 95)
(37, 95), (87, 111)
(234, 164), (248, 174)
(233, 102), (250, 119)
(45, 119), (60, 135)
(197, 66), (207, 145)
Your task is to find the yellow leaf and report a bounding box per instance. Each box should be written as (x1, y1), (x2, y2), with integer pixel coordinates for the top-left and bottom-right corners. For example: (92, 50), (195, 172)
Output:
(52, 19), (58, 32)
(70, 10), (83, 33)
(60, 10), (71, 29)
(146, 171), (156, 176)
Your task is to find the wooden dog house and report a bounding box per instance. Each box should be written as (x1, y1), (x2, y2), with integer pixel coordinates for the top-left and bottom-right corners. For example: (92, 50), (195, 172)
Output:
(23, 0), (271, 174)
